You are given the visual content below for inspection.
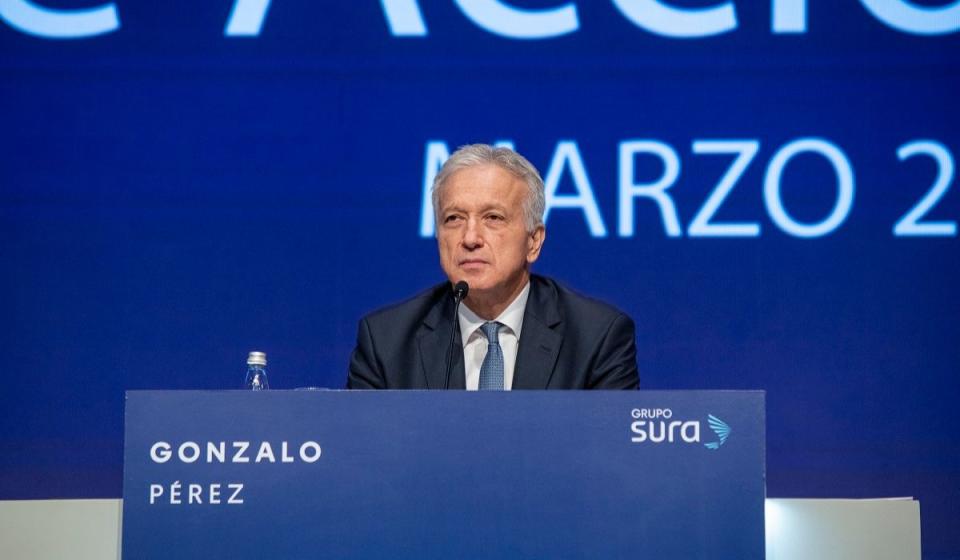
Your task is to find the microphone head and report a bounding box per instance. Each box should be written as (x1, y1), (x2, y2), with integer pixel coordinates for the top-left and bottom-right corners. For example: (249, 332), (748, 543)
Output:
(453, 281), (469, 300)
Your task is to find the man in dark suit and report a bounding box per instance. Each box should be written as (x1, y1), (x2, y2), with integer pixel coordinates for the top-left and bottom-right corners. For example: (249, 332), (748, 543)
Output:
(347, 144), (638, 390)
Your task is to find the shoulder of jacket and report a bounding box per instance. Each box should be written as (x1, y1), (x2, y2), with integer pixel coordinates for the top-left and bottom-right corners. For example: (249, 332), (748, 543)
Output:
(534, 274), (626, 322)
(362, 281), (449, 324)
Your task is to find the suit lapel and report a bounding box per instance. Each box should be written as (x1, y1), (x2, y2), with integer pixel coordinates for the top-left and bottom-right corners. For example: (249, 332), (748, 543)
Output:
(513, 277), (563, 390)
(418, 295), (466, 389)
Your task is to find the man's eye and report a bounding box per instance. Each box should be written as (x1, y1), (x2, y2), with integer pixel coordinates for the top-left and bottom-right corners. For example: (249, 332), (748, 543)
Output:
(444, 215), (463, 223)
(487, 214), (505, 221)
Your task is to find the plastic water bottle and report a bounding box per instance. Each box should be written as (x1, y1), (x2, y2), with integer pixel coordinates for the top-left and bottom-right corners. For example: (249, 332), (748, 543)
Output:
(243, 351), (269, 390)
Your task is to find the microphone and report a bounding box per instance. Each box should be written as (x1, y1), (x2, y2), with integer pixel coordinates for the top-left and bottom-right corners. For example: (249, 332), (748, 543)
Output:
(453, 281), (469, 302)
(444, 281), (469, 389)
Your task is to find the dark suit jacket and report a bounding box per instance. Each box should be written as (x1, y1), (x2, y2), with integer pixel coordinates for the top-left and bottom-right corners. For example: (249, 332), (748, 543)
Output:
(347, 275), (639, 390)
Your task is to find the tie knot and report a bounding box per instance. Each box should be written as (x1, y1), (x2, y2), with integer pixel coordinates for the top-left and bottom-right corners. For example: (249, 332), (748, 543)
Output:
(480, 321), (502, 344)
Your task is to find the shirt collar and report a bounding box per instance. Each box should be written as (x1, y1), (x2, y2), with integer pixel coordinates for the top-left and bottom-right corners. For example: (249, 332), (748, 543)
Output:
(458, 281), (530, 343)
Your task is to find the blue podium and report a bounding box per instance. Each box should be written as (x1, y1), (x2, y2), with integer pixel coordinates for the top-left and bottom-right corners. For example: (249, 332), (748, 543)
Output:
(123, 390), (765, 558)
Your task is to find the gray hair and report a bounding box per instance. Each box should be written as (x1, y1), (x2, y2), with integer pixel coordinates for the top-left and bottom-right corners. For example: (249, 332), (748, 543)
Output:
(432, 144), (545, 233)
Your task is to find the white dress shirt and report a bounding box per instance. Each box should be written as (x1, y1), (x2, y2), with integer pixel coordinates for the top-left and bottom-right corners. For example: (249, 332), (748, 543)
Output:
(458, 282), (530, 391)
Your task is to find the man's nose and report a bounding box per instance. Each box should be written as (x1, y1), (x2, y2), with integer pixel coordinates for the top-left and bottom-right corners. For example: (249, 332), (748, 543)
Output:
(462, 218), (483, 249)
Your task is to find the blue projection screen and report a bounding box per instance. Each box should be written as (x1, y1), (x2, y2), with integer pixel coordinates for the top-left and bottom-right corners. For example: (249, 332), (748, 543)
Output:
(1, 1), (958, 557)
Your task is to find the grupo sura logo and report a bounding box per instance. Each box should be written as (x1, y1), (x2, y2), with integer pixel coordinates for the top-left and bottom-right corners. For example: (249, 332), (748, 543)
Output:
(629, 408), (731, 450)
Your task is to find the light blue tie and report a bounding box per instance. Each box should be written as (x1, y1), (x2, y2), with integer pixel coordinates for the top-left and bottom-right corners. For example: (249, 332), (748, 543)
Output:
(478, 322), (504, 391)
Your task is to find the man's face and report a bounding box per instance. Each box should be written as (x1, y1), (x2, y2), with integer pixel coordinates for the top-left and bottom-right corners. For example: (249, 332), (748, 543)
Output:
(437, 164), (545, 302)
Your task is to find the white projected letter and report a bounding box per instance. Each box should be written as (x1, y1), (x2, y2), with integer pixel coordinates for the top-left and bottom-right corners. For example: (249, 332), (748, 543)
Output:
(543, 141), (607, 237)
(224, 0), (272, 36)
(420, 141), (451, 238)
(772, 0), (806, 33)
(419, 140), (515, 237)
(893, 140), (956, 237)
(764, 138), (855, 238)
(610, 0), (736, 38)
(0, 0), (118, 39)
(455, 0), (578, 39)
(688, 140), (760, 237)
(381, 0), (428, 36)
(618, 140), (682, 237)
(859, 0), (960, 36)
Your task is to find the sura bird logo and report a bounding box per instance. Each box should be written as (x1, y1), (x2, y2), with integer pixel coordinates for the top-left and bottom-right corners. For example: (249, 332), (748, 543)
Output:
(704, 415), (731, 450)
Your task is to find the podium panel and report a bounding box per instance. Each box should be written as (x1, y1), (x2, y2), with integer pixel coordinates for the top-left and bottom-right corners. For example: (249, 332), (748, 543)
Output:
(123, 390), (765, 558)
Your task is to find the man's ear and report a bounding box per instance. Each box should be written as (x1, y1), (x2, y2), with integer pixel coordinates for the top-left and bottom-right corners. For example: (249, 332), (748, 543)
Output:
(526, 225), (545, 264)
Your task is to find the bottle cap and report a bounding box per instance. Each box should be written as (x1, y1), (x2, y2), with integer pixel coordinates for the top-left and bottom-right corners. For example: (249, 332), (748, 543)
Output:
(247, 351), (267, 366)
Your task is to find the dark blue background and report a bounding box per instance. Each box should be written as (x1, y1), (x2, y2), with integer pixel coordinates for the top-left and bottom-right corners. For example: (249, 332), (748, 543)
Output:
(2, 1), (958, 557)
